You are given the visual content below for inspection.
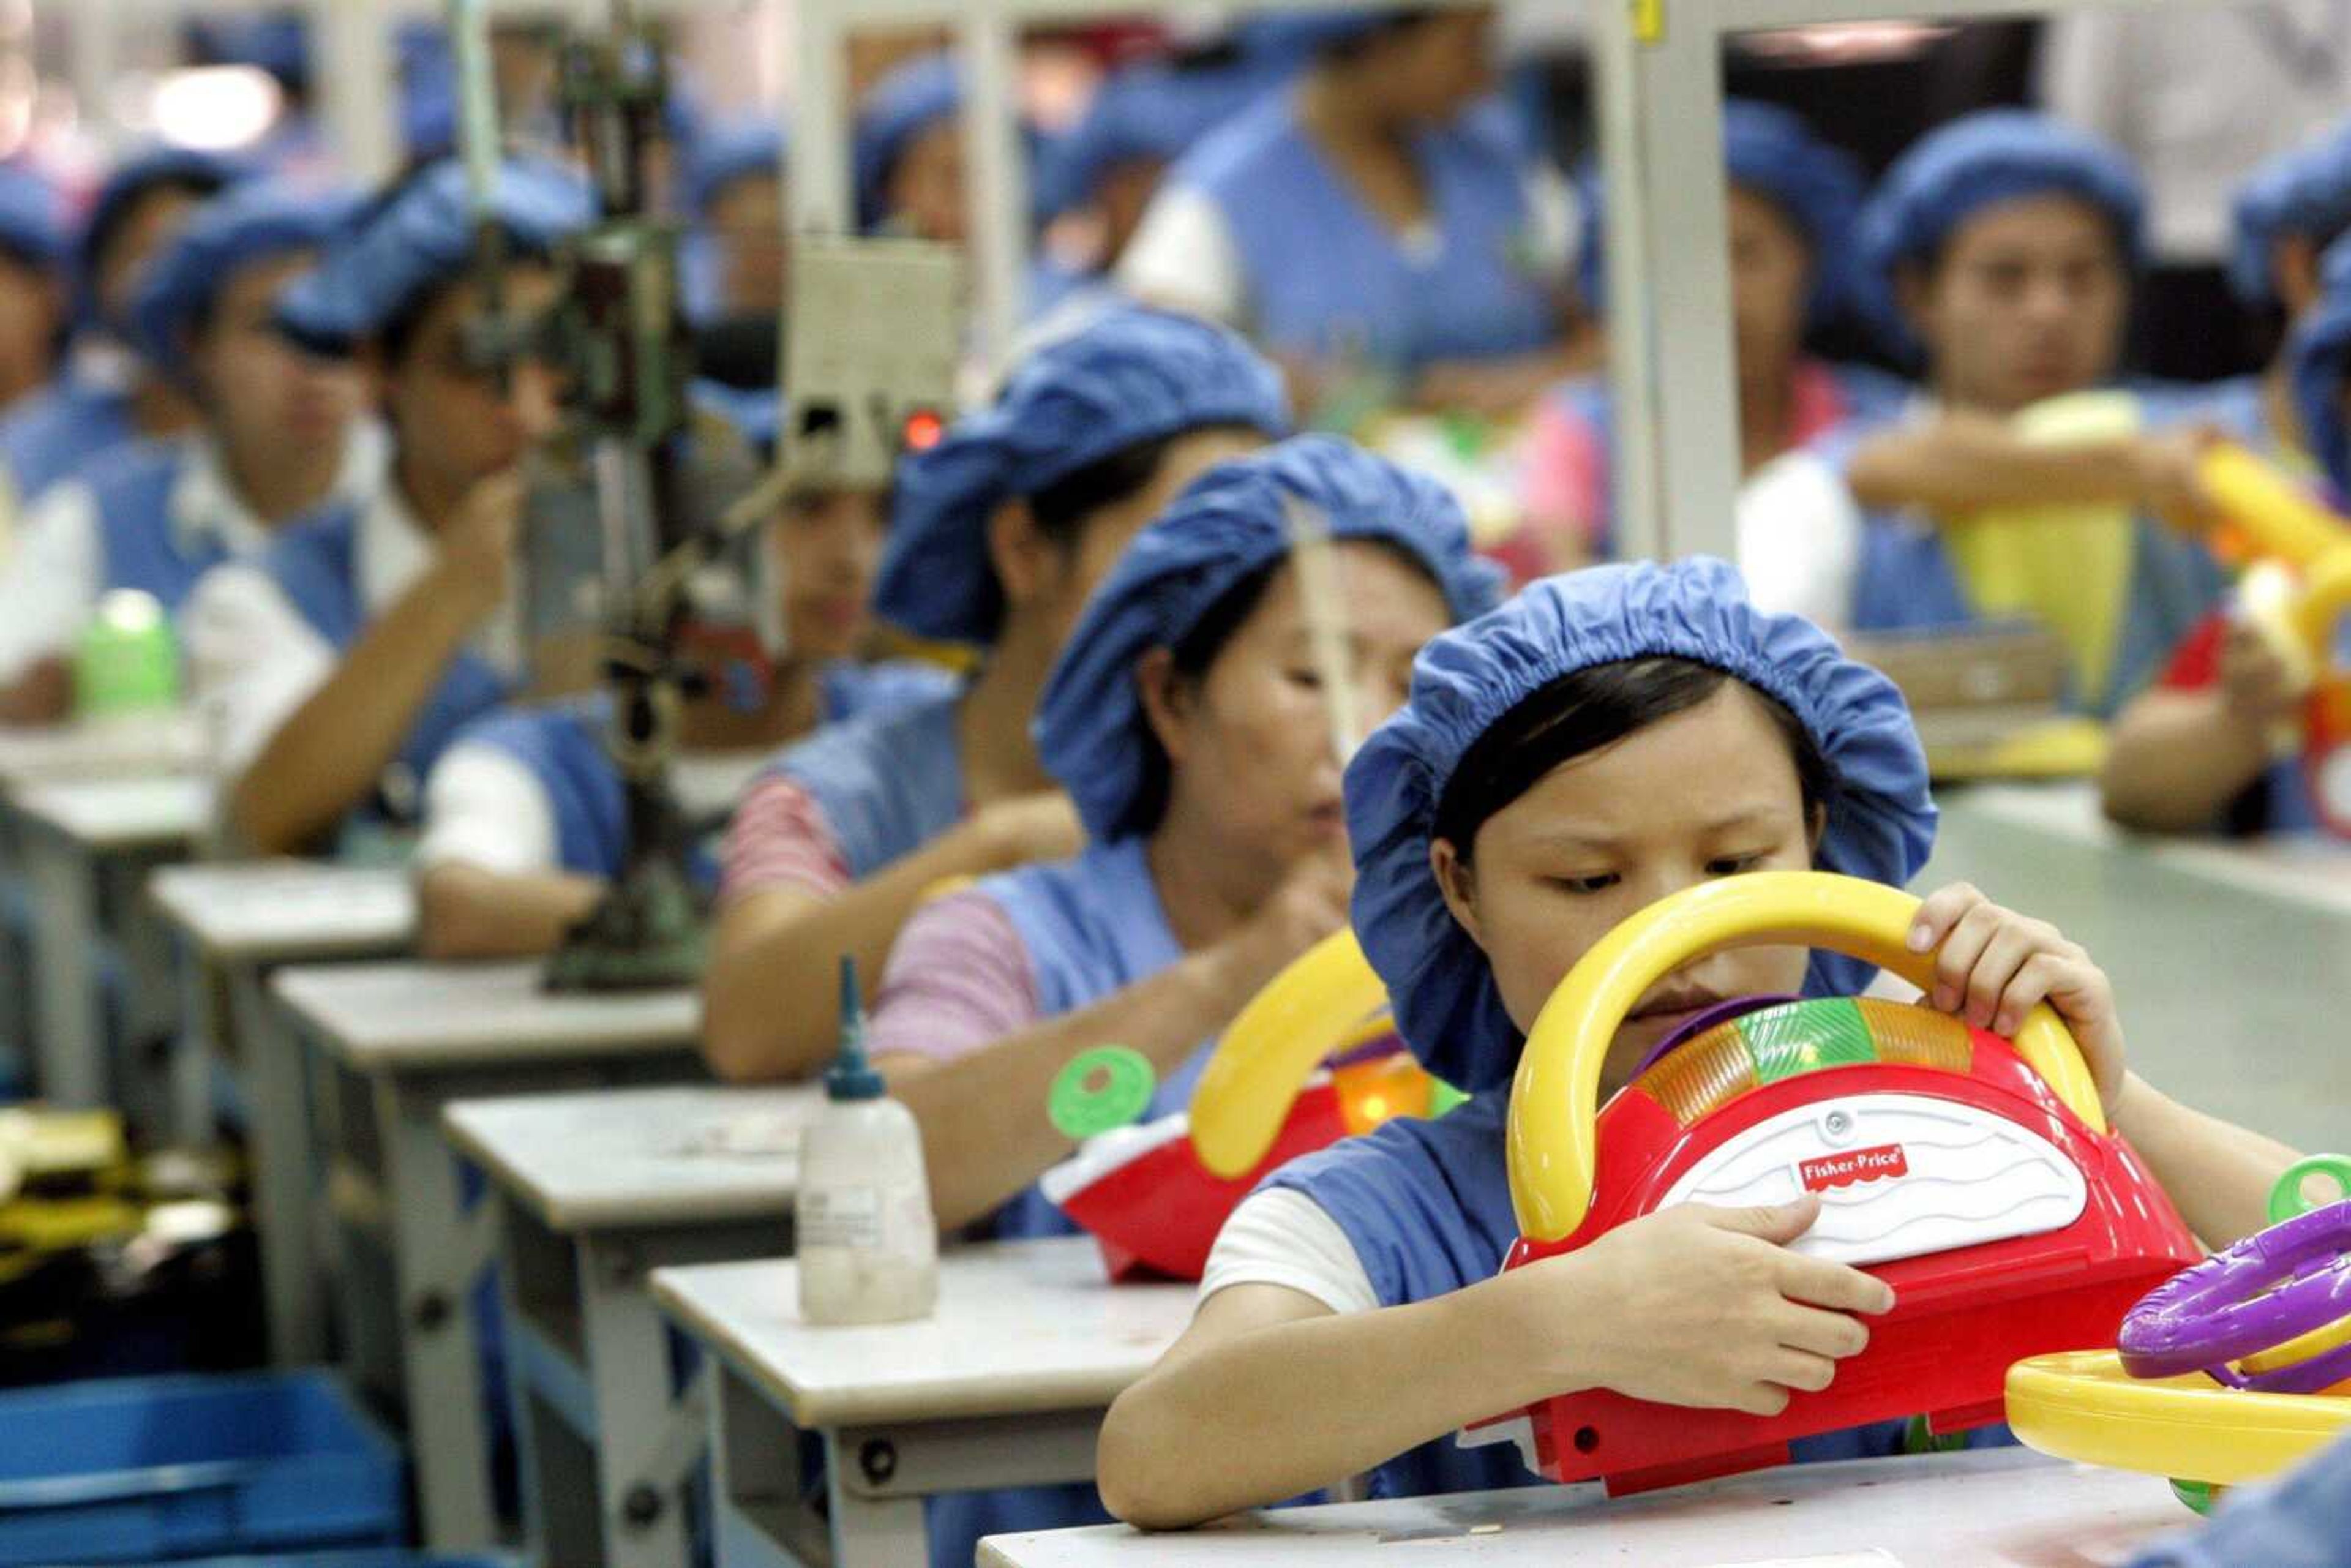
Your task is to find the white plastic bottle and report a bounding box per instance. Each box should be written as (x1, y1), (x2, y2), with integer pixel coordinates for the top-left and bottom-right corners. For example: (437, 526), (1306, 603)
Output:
(796, 957), (939, 1325)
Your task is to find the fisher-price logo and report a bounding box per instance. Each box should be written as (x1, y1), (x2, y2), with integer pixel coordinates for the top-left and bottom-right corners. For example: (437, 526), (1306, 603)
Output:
(1798, 1143), (1909, 1193)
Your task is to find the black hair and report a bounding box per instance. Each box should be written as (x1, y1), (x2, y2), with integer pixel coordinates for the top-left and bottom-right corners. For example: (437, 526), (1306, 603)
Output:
(1433, 656), (1835, 864)
(1121, 535), (1440, 839)
(377, 236), (560, 369)
(1318, 7), (1442, 64)
(978, 422), (1259, 640)
(84, 168), (236, 290)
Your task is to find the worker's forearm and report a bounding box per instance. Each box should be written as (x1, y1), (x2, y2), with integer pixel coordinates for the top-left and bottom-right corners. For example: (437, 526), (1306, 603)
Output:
(700, 816), (1022, 1082)
(416, 861), (604, 959)
(1101, 1274), (1582, 1529)
(2101, 689), (2274, 833)
(2118, 1074), (2301, 1248)
(231, 563), (490, 855)
(882, 943), (1261, 1231)
(1846, 416), (2146, 516)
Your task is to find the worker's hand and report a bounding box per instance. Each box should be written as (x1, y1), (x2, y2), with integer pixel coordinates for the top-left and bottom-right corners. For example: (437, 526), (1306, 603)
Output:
(1218, 840), (1355, 1001)
(435, 469), (528, 615)
(1527, 1196), (1892, 1414)
(1907, 880), (2127, 1120)
(2134, 427), (2222, 535)
(2217, 618), (2304, 728)
(973, 790), (1085, 872)
(0, 655), (74, 726)
(1411, 356), (1553, 423)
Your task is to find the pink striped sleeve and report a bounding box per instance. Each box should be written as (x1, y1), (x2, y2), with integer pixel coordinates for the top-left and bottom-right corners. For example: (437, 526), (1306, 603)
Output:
(718, 776), (853, 905)
(867, 888), (1041, 1064)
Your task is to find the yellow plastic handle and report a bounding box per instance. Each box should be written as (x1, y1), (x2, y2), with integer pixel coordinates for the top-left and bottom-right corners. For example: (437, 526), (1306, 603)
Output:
(2294, 547), (2351, 660)
(2197, 444), (2351, 568)
(1506, 871), (2105, 1243)
(1188, 929), (1387, 1179)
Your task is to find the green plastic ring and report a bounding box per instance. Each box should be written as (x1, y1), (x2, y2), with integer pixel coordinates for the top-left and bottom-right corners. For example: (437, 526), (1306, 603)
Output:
(2267, 1153), (2351, 1226)
(1048, 1046), (1157, 1140)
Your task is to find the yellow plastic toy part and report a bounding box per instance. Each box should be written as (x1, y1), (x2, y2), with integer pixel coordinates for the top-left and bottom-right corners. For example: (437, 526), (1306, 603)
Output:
(1507, 871), (2105, 1242)
(2197, 443), (2351, 569)
(2295, 547), (2351, 659)
(1189, 929), (1385, 1179)
(2008, 1350), (2351, 1485)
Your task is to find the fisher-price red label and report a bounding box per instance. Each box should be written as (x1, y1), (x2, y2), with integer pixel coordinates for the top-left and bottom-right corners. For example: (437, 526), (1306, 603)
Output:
(1798, 1144), (1908, 1193)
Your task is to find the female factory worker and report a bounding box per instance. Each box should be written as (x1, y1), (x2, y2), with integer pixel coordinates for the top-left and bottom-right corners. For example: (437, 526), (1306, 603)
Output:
(0, 149), (241, 513)
(1517, 102), (1908, 574)
(1098, 559), (2305, 1526)
(411, 476), (949, 959)
(1115, 6), (1578, 418)
(182, 158), (590, 857)
(684, 116), (787, 321)
(702, 306), (1286, 1081)
(853, 53), (965, 244)
(1027, 54), (1274, 318)
(2101, 233), (2351, 836)
(868, 434), (1496, 1564)
(0, 179), (372, 726)
(0, 169), (66, 419)
(1736, 110), (2223, 718)
(2196, 123), (2351, 460)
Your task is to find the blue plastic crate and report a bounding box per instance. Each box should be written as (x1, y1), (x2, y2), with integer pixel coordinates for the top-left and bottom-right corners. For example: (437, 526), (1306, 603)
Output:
(0, 1370), (405, 1564)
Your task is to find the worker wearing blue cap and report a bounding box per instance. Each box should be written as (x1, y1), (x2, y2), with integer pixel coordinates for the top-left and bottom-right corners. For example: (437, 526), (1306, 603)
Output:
(1095, 557), (2304, 1527)
(0, 148), (242, 519)
(703, 306), (1288, 1084)
(182, 157), (591, 857)
(863, 435), (1494, 1566)
(1517, 102), (1910, 578)
(0, 168), (65, 421)
(683, 116), (787, 321)
(1737, 110), (2225, 719)
(1116, 5), (1577, 420)
(854, 53), (965, 243)
(409, 477), (953, 959)
(2123, 1429), (2351, 1568)
(0, 178), (374, 727)
(2101, 228), (2351, 839)
(2175, 122), (2351, 462)
(1027, 56), (1281, 320)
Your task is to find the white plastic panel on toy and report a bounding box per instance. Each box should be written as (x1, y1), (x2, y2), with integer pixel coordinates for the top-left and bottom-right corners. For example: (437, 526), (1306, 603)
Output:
(1038, 1115), (1195, 1207)
(1657, 1093), (2087, 1268)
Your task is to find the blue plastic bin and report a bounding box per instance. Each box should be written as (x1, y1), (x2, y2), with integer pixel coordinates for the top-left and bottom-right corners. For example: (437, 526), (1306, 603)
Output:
(0, 1371), (405, 1564)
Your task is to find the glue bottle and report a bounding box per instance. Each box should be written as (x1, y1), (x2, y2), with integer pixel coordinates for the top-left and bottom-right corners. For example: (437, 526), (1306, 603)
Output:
(796, 956), (939, 1324)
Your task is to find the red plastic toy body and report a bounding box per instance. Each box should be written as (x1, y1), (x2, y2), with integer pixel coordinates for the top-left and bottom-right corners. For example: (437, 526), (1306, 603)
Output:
(1466, 999), (2199, 1496)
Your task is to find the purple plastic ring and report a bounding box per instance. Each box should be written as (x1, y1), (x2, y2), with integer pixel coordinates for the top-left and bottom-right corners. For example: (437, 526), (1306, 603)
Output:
(2120, 1198), (2351, 1394)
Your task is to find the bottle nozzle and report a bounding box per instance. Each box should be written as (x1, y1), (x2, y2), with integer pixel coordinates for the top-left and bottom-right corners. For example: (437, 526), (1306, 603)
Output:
(827, 953), (885, 1101)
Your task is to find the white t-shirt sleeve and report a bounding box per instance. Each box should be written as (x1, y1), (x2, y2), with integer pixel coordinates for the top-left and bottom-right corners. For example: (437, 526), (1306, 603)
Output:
(0, 481), (101, 684)
(181, 561), (338, 785)
(1113, 185), (1248, 328)
(415, 740), (561, 876)
(1521, 161), (1581, 291)
(1198, 1187), (1381, 1317)
(1735, 449), (1865, 633)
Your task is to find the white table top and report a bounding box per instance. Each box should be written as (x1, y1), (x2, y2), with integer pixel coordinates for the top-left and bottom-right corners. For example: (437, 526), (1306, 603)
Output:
(441, 1083), (819, 1232)
(148, 861), (415, 963)
(651, 1237), (1193, 1428)
(978, 1448), (2184, 1567)
(270, 959), (700, 1071)
(1924, 781), (2351, 1156)
(10, 775), (213, 852)
(0, 711), (202, 791)
(1946, 780), (2351, 917)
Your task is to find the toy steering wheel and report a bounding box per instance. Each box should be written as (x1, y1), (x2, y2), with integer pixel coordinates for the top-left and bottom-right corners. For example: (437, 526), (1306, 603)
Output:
(1188, 871), (2107, 1232)
(2120, 1155), (2351, 1395)
(1505, 872), (2104, 1240)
